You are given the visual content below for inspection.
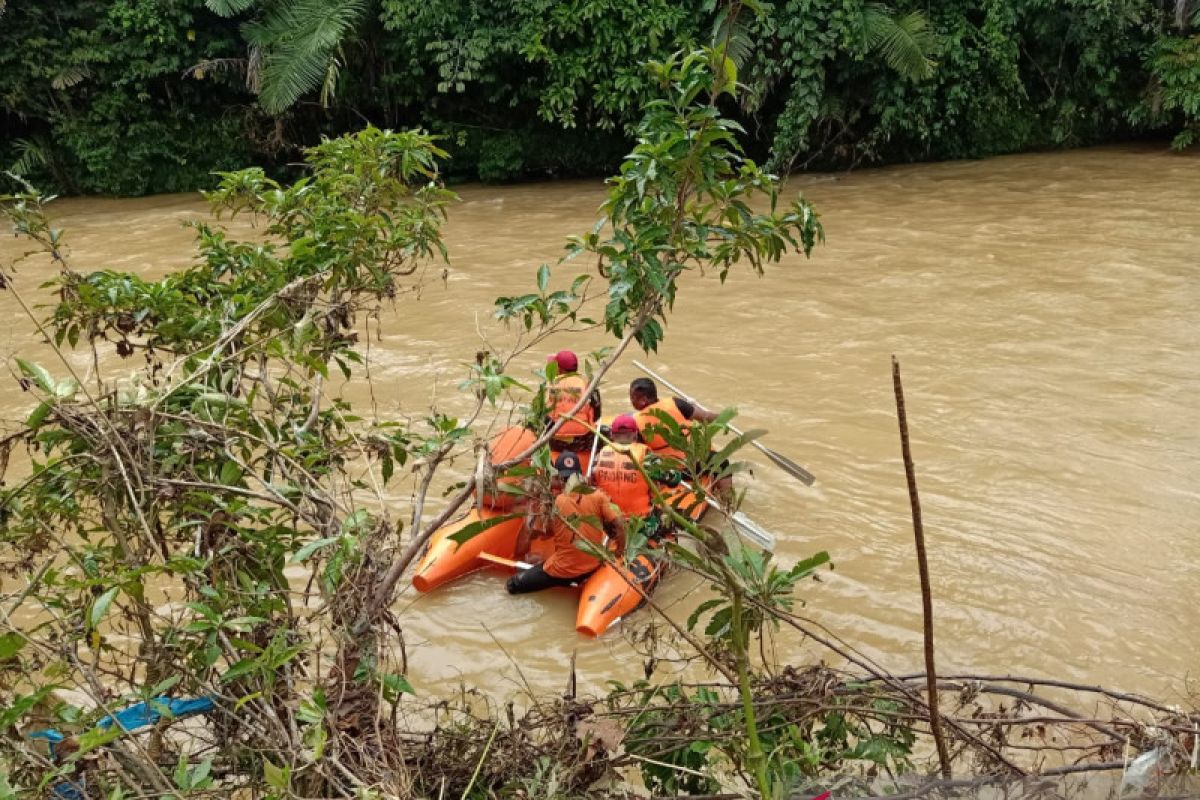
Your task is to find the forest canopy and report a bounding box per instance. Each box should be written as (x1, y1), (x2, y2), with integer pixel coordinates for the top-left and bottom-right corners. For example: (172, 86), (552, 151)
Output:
(1, 0), (1198, 194)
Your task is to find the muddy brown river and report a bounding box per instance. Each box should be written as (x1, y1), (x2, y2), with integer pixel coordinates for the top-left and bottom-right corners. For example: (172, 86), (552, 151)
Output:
(2, 144), (1197, 702)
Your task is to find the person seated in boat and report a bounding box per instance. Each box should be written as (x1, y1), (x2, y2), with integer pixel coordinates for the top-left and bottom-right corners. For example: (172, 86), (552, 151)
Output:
(544, 350), (601, 453)
(507, 452), (626, 594)
(590, 413), (679, 535)
(628, 377), (732, 500)
(480, 425), (537, 510)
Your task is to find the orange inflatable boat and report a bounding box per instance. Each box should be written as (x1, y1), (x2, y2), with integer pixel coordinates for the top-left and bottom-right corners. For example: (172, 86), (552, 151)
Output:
(574, 480), (712, 636)
(411, 426), (712, 636)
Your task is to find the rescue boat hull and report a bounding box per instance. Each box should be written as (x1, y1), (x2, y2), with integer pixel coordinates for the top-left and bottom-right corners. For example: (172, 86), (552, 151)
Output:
(575, 550), (665, 636)
(411, 508), (526, 593)
(412, 474), (712, 637)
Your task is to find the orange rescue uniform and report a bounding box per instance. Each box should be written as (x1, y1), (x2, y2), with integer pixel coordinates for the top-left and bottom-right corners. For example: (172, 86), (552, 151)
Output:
(634, 398), (692, 461)
(481, 426), (536, 510)
(542, 489), (622, 579)
(548, 374), (596, 441)
(591, 443), (654, 517)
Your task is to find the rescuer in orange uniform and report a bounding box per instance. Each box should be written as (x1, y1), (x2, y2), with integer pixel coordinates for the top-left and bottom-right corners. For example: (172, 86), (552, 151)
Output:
(629, 377), (731, 499)
(508, 452), (626, 594)
(590, 414), (655, 518)
(629, 377), (718, 457)
(544, 350), (601, 453)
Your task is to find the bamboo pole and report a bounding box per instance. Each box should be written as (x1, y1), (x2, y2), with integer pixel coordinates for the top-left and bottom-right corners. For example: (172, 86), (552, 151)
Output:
(892, 356), (952, 780)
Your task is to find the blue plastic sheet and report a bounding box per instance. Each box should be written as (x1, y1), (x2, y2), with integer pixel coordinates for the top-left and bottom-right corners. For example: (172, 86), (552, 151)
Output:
(27, 695), (216, 798)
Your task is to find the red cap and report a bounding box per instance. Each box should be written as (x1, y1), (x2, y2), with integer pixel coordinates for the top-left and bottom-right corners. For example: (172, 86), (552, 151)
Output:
(552, 350), (578, 373)
(611, 414), (638, 434)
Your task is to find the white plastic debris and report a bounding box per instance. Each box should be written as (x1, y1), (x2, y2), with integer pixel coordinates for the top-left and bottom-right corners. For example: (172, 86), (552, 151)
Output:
(1121, 746), (1170, 795)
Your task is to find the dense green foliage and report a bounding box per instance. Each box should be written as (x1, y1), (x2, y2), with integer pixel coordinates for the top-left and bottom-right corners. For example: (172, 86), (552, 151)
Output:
(0, 127), (458, 794)
(1140, 30), (1200, 148)
(1, 0), (1197, 195)
(0, 0), (255, 194)
(0, 48), (841, 797)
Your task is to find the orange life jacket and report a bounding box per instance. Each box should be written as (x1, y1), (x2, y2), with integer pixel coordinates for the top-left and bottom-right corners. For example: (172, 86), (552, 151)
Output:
(480, 426), (535, 510)
(548, 373), (595, 440)
(543, 488), (621, 578)
(591, 442), (653, 517)
(634, 399), (691, 461)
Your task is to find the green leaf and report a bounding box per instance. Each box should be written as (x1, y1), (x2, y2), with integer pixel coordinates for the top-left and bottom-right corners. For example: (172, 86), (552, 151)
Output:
(75, 724), (123, 756)
(192, 757), (213, 788)
(0, 771), (18, 800)
(303, 721), (328, 761)
(90, 587), (119, 629)
(290, 535), (339, 563)
(685, 598), (724, 632)
(704, 606), (733, 638)
(234, 691), (262, 711)
(263, 759), (289, 791)
(0, 632), (26, 661)
(149, 675), (182, 695)
(447, 512), (521, 546)
(25, 402), (52, 428)
(537, 263), (551, 292)
(54, 377), (79, 399)
(16, 358), (54, 393)
(185, 602), (219, 622)
(221, 658), (258, 682)
(173, 753), (191, 789)
(0, 686), (56, 729)
(379, 672), (415, 700)
(791, 551), (831, 577)
(219, 460), (243, 485)
(223, 616), (267, 631)
(721, 55), (737, 95)
(205, 0), (257, 17)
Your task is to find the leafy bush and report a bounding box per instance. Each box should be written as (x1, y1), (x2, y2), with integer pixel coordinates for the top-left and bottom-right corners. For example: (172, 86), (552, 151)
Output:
(1143, 35), (1200, 149)
(0, 0), (255, 195)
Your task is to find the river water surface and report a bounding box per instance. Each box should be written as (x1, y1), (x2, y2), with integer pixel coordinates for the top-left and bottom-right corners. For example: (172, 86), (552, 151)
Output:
(2, 144), (1197, 702)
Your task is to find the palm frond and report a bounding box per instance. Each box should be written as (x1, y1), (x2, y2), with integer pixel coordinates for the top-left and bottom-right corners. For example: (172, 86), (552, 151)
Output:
(206, 0), (259, 17)
(711, 5), (757, 68)
(50, 67), (89, 90)
(10, 138), (49, 177)
(864, 4), (936, 81)
(247, 45), (263, 94)
(183, 57), (249, 80)
(245, 0), (366, 114)
(1171, 123), (1198, 150)
(319, 52), (342, 109)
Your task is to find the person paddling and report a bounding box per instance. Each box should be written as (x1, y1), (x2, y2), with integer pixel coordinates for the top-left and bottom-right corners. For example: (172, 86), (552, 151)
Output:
(629, 377), (731, 499)
(629, 377), (718, 454)
(508, 452), (626, 594)
(544, 350), (601, 454)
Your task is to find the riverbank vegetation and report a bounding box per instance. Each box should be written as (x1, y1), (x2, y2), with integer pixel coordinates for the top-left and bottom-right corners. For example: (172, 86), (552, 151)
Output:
(2, 0), (1199, 194)
(2, 21), (1199, 800)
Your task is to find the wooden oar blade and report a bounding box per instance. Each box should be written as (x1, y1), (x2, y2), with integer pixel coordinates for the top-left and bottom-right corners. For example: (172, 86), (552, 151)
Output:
(479, 552), (532, 570)
(730, 512), (777, 551)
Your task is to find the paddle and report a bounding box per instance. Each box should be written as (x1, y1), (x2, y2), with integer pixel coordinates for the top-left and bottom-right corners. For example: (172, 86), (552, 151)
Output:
(679, 481), (777, 551)
(632, 361), (816, 486)
(586, 424), (605, 479)
(479, 552), (532, 571)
